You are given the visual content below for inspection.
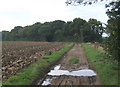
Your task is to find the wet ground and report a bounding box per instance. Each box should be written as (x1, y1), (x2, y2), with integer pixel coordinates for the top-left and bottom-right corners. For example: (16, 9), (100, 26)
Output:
(37, 44), (100, 86)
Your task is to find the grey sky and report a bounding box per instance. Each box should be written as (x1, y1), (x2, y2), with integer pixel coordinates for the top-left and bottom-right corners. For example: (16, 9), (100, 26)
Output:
(0, 0), (110, 32)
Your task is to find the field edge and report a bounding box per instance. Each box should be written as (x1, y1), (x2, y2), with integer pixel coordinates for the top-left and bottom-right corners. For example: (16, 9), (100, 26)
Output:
(3, 43), (74, 85)
(82, 43), (118, 85)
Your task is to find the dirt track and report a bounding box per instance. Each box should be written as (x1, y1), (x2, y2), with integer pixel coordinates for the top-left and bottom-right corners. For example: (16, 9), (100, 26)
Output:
(60, 44), (89, 70)
(39, 44), (100, 85)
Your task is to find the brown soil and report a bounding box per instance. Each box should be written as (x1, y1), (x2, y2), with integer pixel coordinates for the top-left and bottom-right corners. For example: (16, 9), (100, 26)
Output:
(59, 44), (89, 70)
(40, 44), (100, 85)
(2, 42), (67, 80)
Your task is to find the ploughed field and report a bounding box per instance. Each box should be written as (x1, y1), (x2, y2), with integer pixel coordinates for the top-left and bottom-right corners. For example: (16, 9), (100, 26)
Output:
(2, 42), (67, 80)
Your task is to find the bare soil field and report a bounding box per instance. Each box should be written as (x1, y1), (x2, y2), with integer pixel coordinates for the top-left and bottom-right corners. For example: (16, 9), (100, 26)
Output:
(39, 44), (100, 86)
(2, 42), (67, 80)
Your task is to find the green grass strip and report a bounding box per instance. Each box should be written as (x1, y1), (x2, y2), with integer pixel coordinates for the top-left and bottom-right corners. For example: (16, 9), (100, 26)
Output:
(69, 58), (79, 64)
(3, 43), (74, 85)
(82, 43), (118, 85)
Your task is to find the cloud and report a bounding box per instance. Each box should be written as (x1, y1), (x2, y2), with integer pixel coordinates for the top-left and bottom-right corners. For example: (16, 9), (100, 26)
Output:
(0, 0), (109, 31)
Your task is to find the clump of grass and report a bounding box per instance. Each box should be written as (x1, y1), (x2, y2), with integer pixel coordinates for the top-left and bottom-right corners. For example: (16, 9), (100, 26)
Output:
(82, 43), (118, 85)
(0, 82), (2, 86)
(3, 43), (74, 85)
(69, 58), (79, 64)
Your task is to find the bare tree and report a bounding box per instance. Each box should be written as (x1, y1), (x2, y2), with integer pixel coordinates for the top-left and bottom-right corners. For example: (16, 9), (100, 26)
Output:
(65, 0), (116, 6)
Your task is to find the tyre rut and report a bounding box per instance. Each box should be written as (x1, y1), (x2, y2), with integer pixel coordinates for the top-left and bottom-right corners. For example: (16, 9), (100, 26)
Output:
(39, 44), (100, 86)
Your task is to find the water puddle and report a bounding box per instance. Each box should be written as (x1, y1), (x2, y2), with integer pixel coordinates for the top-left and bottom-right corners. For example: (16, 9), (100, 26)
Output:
(42, 78), (52, 85)
(48, 69), (96, 76)
(41, 64), (97, 85)
(48, 64), (96, 76)
(54, 64), (61, 70)
(41, 77), (57, 86)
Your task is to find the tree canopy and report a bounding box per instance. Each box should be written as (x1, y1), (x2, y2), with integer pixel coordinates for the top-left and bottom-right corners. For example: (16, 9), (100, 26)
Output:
(105, 1), (120, 61)
(2, 18), (104, 43)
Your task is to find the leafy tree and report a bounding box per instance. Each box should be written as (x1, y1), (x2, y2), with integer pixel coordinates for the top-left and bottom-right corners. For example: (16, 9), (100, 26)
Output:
(54, 29), (64, 41)
(10, 26), (23, 40)
(38, 22), (52, 41)
(72, 18), (86, 42)
(2, 31), (11, 41)
(2, 18), (104, 43)
(82, 22), (96, 42)
(105, 1), (120, 61)
(28, 22), (41, 41)
(87, 19), (104, 42)
(51, 20), (65, 41)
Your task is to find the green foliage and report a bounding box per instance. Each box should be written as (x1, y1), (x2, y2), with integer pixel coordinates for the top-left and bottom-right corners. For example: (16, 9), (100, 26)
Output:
(83, 19), (104, 42)
(82, 43), (118, 85)
(105, 1), (120, 61)
(3, 43), (74, 85)
(2, 18), (104, 42)
(69, 58), (79, 64)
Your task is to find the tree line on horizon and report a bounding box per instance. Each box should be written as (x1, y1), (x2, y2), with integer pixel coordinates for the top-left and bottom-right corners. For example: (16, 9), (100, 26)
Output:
(2, 0), (119, 63)
(2, 18), (105, 43)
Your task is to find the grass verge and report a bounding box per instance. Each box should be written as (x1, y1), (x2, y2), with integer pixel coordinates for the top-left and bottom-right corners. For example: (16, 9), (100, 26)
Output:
(69, 58), (79, 64)
(82, 43), (118, 85)
(3, 43), (74, 85)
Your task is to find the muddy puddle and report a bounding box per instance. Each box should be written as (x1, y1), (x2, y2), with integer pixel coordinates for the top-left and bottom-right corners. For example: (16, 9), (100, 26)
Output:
(40, 64), (97, 86)
(41, 77), (57, 85)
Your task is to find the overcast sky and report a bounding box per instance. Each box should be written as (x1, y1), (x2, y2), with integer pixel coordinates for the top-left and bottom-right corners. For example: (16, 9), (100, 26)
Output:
(0, 0), (111, 32)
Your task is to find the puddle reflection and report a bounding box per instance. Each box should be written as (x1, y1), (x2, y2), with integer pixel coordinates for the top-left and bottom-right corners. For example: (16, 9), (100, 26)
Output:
(48, 69), (96, 76)
(41, 64), (97, 86)
(49, 64), (96, 76)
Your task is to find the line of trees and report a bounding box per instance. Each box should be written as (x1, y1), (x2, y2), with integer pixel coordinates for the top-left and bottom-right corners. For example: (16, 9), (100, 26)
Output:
(2, 18), (105, 42)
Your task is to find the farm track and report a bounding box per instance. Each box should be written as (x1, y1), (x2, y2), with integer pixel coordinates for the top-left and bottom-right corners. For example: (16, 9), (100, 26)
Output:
(2, 42), (67, 80)
(39, 44), (100, 86)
